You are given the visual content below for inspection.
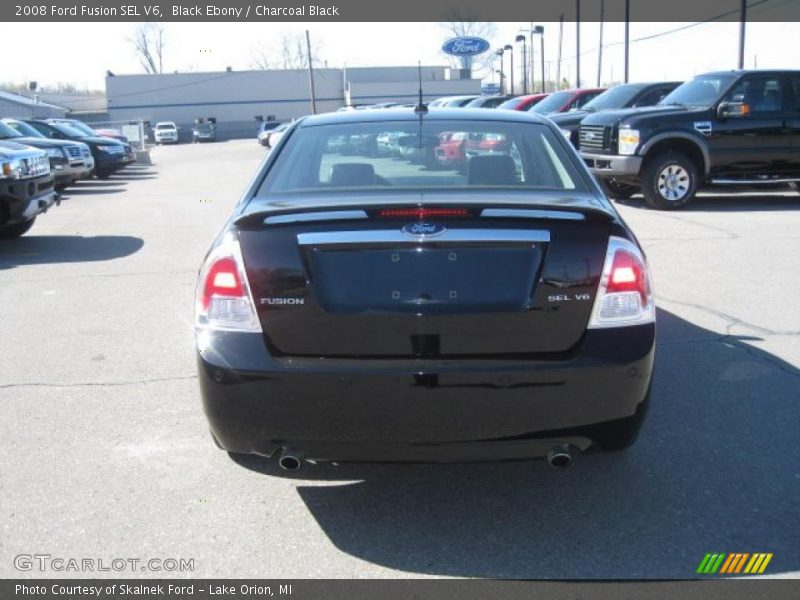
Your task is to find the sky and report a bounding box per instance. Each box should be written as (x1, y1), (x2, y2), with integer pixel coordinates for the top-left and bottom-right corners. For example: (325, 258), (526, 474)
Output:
(0, 21), (798, 92)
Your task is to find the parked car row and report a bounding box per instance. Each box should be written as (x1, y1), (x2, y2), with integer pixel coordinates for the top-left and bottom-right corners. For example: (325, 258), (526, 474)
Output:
(0, 117), (136, 238)
(360, 69), (800, 209)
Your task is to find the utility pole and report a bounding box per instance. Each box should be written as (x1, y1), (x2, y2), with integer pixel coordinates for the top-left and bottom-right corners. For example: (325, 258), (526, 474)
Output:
(624, 0), (630, 82)
(556, 14), (563, 90)
(576, 0), (581, 88)
(305, 30), (317, 114)
(738, 0), (747, 69)
(597, 0), (605, 87)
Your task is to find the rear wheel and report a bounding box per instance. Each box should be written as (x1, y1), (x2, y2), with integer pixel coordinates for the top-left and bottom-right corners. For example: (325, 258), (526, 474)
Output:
(0, 218), (36, 239)
(642, 151), (698, 210)
(602, 180), (638, 200)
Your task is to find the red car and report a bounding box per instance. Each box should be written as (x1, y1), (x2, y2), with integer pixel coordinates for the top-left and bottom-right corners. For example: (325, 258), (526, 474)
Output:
(435, 131), (510, 171)
(528, 88), (606, 115)
(497, 93), (549, 111)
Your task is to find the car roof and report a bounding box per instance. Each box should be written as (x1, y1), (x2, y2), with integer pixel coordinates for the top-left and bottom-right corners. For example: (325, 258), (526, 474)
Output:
(699, 69), (800, 77)
(298, 107), (554, 128)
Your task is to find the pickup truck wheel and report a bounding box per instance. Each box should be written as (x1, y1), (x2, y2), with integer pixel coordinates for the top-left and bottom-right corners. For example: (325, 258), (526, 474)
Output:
(0, 218), (36, 239)
(602, 181), (638, 200)
(642, 152), (698, 210)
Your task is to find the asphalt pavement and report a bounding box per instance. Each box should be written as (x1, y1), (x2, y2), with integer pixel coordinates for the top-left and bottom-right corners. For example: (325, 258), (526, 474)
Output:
(1, 140), (798, 579)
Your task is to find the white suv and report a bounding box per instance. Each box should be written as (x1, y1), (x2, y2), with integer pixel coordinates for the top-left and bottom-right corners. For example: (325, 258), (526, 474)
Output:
(153, 122), (179, 144)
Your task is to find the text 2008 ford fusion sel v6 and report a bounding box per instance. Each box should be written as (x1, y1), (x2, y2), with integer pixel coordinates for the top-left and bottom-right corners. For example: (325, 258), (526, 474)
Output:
(194, 107), (656, 470)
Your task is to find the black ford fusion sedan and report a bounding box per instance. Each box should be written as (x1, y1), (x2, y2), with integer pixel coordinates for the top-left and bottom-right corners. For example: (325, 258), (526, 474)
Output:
(195, 107), (655, 470)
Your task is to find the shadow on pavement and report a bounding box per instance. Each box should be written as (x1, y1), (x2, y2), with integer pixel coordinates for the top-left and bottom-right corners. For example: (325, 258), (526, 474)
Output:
(231, 308), (800, 578)
(61, 186), (127, 196)
(616, 189), (799, 212)
(0, 235), (143, 269)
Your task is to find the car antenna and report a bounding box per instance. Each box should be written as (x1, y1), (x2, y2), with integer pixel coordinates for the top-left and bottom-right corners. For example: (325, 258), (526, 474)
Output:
(414, 61), (428, 114)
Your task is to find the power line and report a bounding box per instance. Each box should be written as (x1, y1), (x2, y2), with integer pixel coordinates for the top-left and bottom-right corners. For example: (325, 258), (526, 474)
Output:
(553, 0), (777, 65)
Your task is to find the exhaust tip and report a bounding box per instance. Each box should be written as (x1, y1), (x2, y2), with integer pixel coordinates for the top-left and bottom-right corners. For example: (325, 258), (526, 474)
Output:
(278, 449), (304, 471)
(546, 445), (573, 469)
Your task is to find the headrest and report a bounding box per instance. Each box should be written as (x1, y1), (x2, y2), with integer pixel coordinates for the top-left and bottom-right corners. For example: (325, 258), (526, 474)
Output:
(330, 163), (376, 186)
(467, 155), (518, 185)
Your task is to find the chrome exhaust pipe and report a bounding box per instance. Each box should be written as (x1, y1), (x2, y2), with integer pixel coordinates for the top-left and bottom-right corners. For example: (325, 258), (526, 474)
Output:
(278, 448), (304, 471)
(546, 445), (573, 469)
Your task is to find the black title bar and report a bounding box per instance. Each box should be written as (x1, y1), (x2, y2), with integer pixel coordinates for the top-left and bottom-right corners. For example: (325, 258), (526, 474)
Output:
(4, 579), (800, 600)
(4, 0), (800, 22)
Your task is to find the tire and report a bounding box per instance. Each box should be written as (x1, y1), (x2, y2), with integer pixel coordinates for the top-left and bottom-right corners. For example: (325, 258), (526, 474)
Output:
(591, 389), (651, 451)
(0, 217), (36, 239)
(642, 151), (699, 210)
(602, 180), (638, 200)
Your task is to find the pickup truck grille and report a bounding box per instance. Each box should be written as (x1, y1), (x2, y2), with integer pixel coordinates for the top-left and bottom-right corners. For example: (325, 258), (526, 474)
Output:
(65, 145), (82, 160)
(579, 125), (612, 153)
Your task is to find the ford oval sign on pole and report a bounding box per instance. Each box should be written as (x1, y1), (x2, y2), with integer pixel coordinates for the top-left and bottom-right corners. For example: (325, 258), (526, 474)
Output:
(442, 37), (490, 57)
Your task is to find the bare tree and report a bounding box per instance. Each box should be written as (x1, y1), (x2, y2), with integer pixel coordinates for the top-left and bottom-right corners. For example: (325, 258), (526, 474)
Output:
(250, 45), (275, 70)
(250, 32), (323, 71)
(131, 24), (165, 74)
(440, 10), (497, 79)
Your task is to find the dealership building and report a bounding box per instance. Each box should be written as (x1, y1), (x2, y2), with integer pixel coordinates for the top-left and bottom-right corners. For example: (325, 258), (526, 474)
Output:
(105, 66), (482, 141)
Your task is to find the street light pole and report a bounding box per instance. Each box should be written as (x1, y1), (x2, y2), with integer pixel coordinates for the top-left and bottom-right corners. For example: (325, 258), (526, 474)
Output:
(556, 14), (563, 90)
(504, 44), (514, 94)
(597, 0), (605, 87)
(535, 26), (545, 94)
(738, 0), (747, 69)
(495, 48), (505, 94)
(576, 0), (581, 88)
(516, 35), (528, 95)
(624, 0), (630, 83)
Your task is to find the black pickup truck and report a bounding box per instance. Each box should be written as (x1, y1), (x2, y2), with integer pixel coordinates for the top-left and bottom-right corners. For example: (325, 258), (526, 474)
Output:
(551, 81), (681, 148)
(579, 70), (800, 209)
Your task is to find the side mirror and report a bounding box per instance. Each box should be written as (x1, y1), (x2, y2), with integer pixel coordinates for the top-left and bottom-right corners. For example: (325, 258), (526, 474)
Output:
(718, 101), (749, 119)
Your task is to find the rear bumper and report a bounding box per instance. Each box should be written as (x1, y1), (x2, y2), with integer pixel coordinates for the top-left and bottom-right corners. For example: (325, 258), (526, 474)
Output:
(581, 152), (642, 178)
(197, 324), (655, 460)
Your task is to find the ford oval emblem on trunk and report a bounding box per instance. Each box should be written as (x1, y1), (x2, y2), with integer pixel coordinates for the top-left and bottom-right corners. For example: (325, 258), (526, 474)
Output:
(402, 222), (447, 237)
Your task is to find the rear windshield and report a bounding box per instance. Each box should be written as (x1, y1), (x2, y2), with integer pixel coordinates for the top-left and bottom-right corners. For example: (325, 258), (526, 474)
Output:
(258, 119), (585, 194)
(156, 123), (175, 130)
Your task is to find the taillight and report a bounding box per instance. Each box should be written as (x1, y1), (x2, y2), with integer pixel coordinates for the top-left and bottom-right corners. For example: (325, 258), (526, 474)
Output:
(588, 236), (655, 328)
(194, 233), (261, 332)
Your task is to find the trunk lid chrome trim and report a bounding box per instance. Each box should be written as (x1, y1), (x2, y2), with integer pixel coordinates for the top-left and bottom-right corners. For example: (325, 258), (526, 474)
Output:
(264, 210), (368, 225)
(481, 208), (585, 221)
(297, 229), (550, 246)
